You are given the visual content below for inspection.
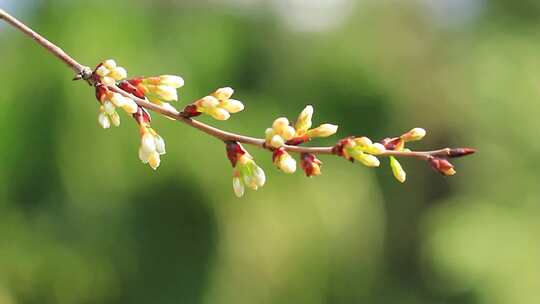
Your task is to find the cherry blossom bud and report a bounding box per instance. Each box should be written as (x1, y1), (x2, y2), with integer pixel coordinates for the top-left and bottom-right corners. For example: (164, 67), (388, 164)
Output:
(110, 93), (126, 107)
(155, 85), (178, 101)
(221, 99), (244, 113)
(448, 148), (476, 158)
(98, 112), (111, 129)
(200, 96), (220, 108)
(159, 75), (184, 88)
(272, 117), (290, 133)
(226, 142), (265, 196)
(295, 105), (313, 135)
(155, 135), (166, 155)
(232, 175), (245, 198)
(110, 67), (127, 81)
(103, 59), (117, 69)
(141, 133), (156, 153)
(213, 87), (234, 100)
(389, 156), (406, 183)
(381, 137), (405, 151)
(110, 111), (121, 127)
(101, 77), (116, 86)
(103, 101), (115, 114)
(428, 157), (456, 176)
(307, 124), (338, 138)
(358, 154), (380, 167)
(209, 108), (231, 121)
(148, 151), (161, 170)
(272, 148), (296, 174)
(122, 99), (138, 114)
(270, 134), (285, 148)
(300, 153), (323, 177)
(401, 128), (426, 142)
(96, 66), (110, 77)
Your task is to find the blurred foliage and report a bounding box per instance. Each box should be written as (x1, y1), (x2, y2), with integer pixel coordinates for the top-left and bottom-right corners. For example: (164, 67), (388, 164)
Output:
(0, 0), (539, 303)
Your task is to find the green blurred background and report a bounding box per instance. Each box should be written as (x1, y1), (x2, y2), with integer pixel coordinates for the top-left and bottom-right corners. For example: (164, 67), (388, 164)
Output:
(0, 0), (539, 303)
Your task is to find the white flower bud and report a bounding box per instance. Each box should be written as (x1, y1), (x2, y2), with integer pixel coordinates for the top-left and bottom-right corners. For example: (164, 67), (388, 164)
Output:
(368, 143), (386, 155)
(110, 67), (127, 80)
(222, 99), (244, 113)
(138, 147), (151, 163)
(159, 75), (184, 88)
(199, 96), (220, 109)
(253, 166), (266, 187)
(209, 108), (231, 120)
(265, 128), (275, 140)
(214, 87), (234, 100)
(295, 105), (313, 134)
(110, 93), (126, 107)
(278, 155), (296, 174)
(402, 128), (426, 142)
(103, 59), (117, 69)
(141, 132), (157, 153)
(148, 151), (161, 170)
(110, 111), (121, 127)
(270, 134), (285, 148)
(157, 85), (178, 101)
(101, 76), (116, 86)
(155, 135), (166, 155)
(103, 101), (115, 114)
(232, 176), (245, 198)
(307, 123), (338, 138)
(96, 66), (110, 77)
(281, 126), (296, 141)
(272, 117), (290, 133)
(122, 98), (138, 114)
(98, 112), (111, 129)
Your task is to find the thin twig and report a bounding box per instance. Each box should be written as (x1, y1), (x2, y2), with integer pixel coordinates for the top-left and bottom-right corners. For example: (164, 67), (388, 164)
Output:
(0, 9), (462, 160)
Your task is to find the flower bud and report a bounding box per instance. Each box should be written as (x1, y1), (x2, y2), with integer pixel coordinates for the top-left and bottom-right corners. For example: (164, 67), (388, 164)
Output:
(221, 99), (244, 113)
(122, 99), (138, 114)
(401, 128), (426, 142)
(110, 93), (126, 107)
(159, 75), (184, 88)
(103, 59), (117, 69)
(110, 67), (127, 81)
(110, 111), (121, 127)
(98, 112), (111, 129)
(232, 175), (245, 198)
(389, 156), (406, 183)
(307, 124), (338, 138)
(103, 101), (115, 114)
(96, 66), (110, 77)
(300, 153), (323, 177)
(428, 157), (456, 176)
(295, 105), (313, 135)
(273, 148), (296, 174)
(209, 107), (231, 120)
(270, 134), (285, 148)
(156, 85), (178, 101)
(147, 151), (161, 170)
(141, 132), (156, 153)
(272, 117), (290, 133)
(213, 87), (234, 100)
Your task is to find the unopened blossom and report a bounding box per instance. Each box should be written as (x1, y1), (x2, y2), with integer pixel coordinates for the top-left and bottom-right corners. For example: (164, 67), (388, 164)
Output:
(390, 156), (406, 183)
(300, 153), (323, 177)
(95, 85), (138, 128)
(191, 87), (244, 120)
(287, 105), (338, 145)
(138, 126), (166, 170)
(272, 147), (297, 174)
(226, 142), (265, 197)
(428, 157), (456, 176)
(94, 59), (128, 86)
(334, 137), (384, 168)
(265, 117), (296, 148)
(306, 123), (338, 138)
(120, 76), (184, 116)
(400, 127), (426, 142)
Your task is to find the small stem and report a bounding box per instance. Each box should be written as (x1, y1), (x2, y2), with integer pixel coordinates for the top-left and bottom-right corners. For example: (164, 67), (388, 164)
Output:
(0, 9), (465, 161)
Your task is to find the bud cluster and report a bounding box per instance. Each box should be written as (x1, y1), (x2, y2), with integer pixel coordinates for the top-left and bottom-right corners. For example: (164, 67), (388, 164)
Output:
(300, 153), (323, 177)
(119, 75), (184, 114)
(272, 147), (296, 173)
(94, 59), (128, 86)
(334, 136), (386, 167)
(134, 107), (166, 170)
(265, 105), (338, 148)
(95, 84), (138, 129)
(226, 142), (265, 197)
(186, 87), (245, 120)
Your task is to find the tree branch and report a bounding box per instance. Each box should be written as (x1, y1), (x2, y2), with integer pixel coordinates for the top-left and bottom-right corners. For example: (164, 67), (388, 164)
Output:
(0, 9), (472, 162)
